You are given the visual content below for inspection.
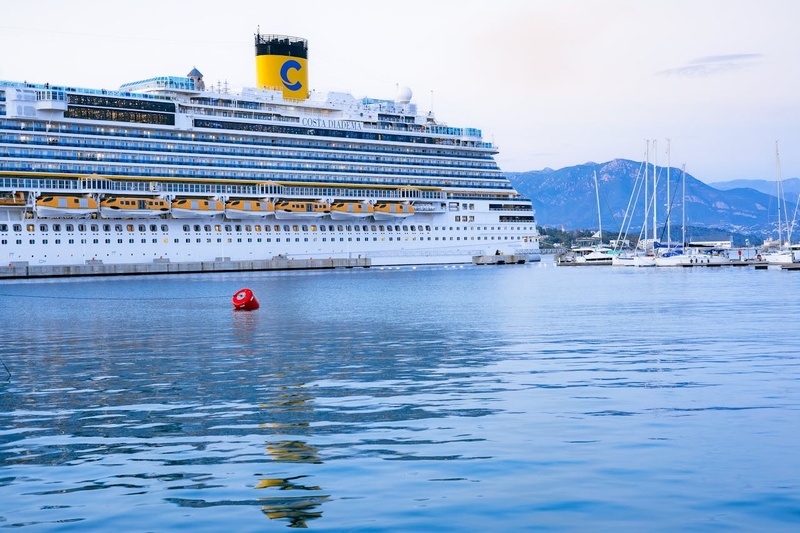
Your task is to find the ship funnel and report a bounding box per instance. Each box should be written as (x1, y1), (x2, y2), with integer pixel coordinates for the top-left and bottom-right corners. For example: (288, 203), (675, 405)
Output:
(255, 32), (309, 100)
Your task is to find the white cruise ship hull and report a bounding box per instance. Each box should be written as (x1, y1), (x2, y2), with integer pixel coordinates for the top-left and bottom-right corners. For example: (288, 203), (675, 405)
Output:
(0, 31), (540, 274)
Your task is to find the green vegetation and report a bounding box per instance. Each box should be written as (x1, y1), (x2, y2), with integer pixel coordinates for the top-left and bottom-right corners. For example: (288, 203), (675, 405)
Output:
(538, 225), (764, 249)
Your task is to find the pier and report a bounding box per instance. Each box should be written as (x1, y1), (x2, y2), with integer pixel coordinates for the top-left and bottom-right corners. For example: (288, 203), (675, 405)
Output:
(0, 256), (371, 280)
(472, 254), (529, 265)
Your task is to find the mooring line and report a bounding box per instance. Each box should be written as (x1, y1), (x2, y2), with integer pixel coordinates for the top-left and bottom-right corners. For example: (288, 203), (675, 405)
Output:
(0, 292), (228, 301)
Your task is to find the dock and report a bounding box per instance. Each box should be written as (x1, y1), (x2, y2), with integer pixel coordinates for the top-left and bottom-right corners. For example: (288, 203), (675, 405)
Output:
(472, 254), (528, 265)
(0, 256), (371, 280)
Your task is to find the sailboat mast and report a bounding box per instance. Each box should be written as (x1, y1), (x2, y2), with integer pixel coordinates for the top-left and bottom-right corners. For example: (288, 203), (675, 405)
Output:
(594, 170), (602, 240)
(681, 163), (686, 248)
(776, 140), (784, 246)
(644, 141), (649, 250)
(652, 140), (658, 245)
(666, 139), (671, 247)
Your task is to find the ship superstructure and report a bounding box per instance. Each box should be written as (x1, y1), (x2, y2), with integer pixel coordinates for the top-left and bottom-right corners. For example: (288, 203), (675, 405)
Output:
(0, 32), (540, 270)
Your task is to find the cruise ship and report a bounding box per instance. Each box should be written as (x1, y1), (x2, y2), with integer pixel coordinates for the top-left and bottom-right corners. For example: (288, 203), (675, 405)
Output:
(0, 32), (540, 272)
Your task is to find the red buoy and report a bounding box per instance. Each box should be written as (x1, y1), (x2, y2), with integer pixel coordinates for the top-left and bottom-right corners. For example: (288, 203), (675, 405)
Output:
(232, 288), (260, 311)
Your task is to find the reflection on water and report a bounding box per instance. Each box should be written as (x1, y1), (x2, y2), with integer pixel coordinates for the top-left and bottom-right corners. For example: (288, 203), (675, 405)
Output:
(258, 384), (327, 528)
(1, 266), (800, 530)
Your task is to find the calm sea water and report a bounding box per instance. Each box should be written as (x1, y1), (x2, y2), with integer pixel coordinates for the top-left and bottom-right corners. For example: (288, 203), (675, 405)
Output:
(1, 261), (799, 531)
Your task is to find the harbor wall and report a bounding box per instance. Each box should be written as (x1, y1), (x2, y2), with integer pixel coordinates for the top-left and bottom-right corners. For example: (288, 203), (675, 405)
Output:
(0, 257), (371, 280)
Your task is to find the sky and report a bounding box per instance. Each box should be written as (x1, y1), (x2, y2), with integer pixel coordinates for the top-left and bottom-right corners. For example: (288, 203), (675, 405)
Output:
(1, 0), (798, 184)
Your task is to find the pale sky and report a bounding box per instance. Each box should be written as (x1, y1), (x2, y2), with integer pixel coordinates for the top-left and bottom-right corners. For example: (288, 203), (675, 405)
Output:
(1, 0), (798, 183)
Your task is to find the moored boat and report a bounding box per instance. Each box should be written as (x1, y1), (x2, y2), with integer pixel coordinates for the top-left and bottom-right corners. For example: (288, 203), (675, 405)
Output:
(329, 201), (374, 220)
(373, 202), (414, 220)
(35, 195), (99, 218)
(274, 200), (330, 219)
(100, 196), (170, 218)
(225, 199), (275, 219)
(171, 198), (225, 218)
(0, 31), (541, 272)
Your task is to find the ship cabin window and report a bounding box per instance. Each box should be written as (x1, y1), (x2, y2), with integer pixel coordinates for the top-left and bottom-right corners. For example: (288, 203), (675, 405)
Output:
(403, 225), (408, 231)
(215, 225), (222, 232)
(39, 224), (48, 231)
(0, 224), (7, 232)
(346, 225), (352, 232)
(354, 225), (360, 232)
(204, 225), (212, 232)
(65, 224), (74, 232)
(263, 226), (270, 233)
(113, 224), (122, 232)
(301, 225), (308, 232)
(386, 226), (393, 232)
(254, 225), (261, 232)
(310, 225), (317, 232)
(235, 225), (242, 232)
(292, 225), (299, 232)
(274, 225), (281, 232)
(182, 225), (190, 232)
(245, 225), (252, 232)
(193, 225), (201, 232)
(222, 225), (231, 232)
(161, 225), (169, 232)
(378, 225), (385, 231)
(455, 216), (461, 222)
(91, 224), (99, 232)
(12, 224), (22, 232)
(102, 224), (111, 232)
(78, 224), (86, 232)
(283, 225), (290, 232)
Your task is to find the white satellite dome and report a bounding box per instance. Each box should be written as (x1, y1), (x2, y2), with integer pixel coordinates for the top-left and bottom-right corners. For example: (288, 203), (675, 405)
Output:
(395, 85), (412, 104)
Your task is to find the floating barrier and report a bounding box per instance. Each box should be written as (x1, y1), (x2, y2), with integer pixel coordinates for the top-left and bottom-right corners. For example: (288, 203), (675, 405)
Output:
(232, 288), (260, 311)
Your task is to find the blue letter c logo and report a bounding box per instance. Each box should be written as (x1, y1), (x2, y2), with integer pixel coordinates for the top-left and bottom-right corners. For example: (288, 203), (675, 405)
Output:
(280, 60), (302, 91)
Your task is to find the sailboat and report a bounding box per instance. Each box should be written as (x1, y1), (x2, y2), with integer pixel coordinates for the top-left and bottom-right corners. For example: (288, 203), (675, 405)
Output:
(612, 142), (656, 267)
(655, 158), (686, 267)
(763, 141), (799, 265)
(572, 171), (615, 265)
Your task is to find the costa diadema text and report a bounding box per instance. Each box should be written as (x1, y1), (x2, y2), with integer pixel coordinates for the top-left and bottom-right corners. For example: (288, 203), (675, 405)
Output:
(0, 33), (540, 273)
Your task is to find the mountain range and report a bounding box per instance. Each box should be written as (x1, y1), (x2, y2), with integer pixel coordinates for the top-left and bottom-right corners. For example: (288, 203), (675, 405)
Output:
(506, 159), (798, 239)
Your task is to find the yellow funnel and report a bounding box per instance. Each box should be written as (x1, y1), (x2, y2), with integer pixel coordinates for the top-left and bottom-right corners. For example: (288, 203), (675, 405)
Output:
(255, 33), (308, 100)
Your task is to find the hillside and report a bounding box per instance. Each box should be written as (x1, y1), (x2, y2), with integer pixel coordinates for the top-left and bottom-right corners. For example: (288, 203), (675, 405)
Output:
(506, 159), (786, 238)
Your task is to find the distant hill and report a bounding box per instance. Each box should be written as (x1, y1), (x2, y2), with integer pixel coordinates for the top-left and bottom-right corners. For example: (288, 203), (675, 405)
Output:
(506, 159), (787, 238)
(709, 177), (800, 201)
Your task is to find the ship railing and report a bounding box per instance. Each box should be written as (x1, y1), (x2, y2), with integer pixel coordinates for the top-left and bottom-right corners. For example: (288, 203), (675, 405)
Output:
(1, 176), (451, 203)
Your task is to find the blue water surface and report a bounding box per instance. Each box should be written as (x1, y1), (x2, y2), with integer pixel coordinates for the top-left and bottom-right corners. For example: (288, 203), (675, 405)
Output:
(1, 262), (799, 531)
